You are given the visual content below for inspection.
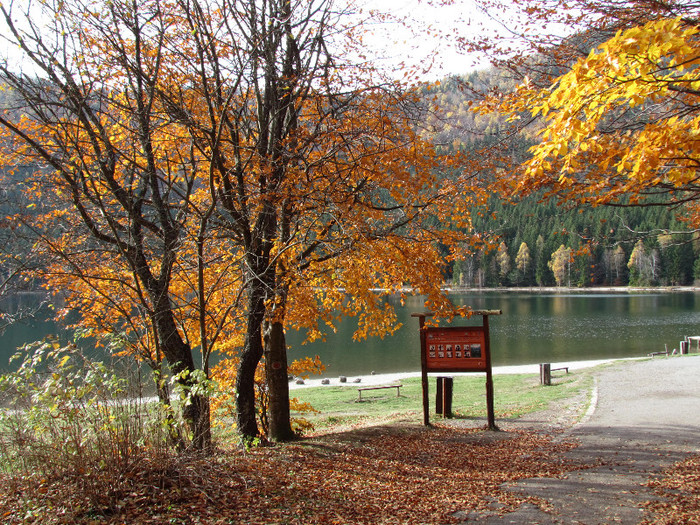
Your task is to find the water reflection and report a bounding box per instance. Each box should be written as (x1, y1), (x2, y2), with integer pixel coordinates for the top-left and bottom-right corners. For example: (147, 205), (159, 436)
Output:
(286, 291), (700, 377)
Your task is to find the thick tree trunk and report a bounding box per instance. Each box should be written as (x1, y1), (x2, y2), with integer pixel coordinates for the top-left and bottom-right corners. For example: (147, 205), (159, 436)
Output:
(236, 334), (263, 440)
(264, 320), (294, 441)
(235, 199), (278, 442)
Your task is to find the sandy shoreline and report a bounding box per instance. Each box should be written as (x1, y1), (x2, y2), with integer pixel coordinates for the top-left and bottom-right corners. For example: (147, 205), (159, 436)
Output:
(288, 357), (641, 389)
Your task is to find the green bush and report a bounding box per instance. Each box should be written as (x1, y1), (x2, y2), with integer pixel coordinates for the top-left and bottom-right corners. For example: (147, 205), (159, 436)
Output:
(0, 339), (173, 509)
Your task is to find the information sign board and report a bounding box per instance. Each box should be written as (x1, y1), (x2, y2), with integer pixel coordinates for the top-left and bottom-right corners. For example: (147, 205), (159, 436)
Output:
(425, 326), (487, 372)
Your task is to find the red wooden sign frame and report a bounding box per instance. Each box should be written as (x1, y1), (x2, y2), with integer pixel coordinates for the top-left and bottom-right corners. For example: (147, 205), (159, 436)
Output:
(414, 310), (501, 430)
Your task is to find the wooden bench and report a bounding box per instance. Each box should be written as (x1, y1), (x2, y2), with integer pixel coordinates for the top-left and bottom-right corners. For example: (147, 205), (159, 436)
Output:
(357, 384), (403, 401)
(649, 344), (671, 357)
(540, 363), (569, 385)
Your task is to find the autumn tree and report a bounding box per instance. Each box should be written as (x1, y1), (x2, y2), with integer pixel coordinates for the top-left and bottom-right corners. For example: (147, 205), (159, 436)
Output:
(0, 0), (258, 450)
(628, 240), (660, 286)
(0, 0), (488, 445)
(496, 241), (511, 285)
(515, 17), (700, 220)
(514, 241), (532, 285)
(549, 245), (571, 287)
(161, 0), (486, 442)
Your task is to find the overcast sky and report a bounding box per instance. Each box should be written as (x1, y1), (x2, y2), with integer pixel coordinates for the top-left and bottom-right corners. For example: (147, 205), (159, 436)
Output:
(0, 0), (550, 81)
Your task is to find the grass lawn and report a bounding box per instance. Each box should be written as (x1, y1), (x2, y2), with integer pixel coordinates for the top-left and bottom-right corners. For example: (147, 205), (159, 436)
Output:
(291, 368), (595, 433)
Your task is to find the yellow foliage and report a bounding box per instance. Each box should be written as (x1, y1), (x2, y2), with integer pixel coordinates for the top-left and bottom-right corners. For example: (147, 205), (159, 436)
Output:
(488, 16), (700, 227)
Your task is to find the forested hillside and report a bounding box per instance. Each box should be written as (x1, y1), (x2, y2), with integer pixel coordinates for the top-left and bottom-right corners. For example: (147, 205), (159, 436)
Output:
(418, 70), (699, 288)
(459, 193), (696, 287)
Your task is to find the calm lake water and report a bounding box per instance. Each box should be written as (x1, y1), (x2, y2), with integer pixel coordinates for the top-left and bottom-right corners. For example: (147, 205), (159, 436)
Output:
(286, 291), (700, 377)
(1, 291), (699, 376)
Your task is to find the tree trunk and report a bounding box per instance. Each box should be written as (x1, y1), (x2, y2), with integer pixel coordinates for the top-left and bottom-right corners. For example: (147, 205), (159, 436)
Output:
(151, 289), (210, 450)
(235, 286), (266, 441)
(235, 197), (278, 442)
(190, 393), (212, 451)
(264, 319), (294, 441)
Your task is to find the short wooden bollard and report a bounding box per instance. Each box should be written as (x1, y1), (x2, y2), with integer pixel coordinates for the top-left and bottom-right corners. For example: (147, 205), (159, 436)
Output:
(540, 363), (551, 386)
(436, 377), (453, 418)
(681, 341), (689, 355)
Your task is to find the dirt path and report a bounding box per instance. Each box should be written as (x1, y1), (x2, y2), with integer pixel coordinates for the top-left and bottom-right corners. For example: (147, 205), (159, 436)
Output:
(461, 355), (700, 524)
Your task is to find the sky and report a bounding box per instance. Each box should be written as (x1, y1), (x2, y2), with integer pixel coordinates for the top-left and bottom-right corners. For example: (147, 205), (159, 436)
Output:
(358, 0), (499, 79)
(353, 0), (576, 81)
(0, 0), (560, 81)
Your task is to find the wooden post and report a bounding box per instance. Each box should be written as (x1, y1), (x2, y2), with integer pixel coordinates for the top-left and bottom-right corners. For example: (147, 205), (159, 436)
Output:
(442, 378), (446, 419)
(436, 376), (453, 418)
(418, 314), (430, 426)
(483, 314), (497, 431)
(540, 363), (551, 385)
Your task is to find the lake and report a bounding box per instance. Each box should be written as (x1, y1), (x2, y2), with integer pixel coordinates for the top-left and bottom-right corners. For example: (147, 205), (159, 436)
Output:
(1, 291), (698, 377)
(285, 291), (700, 377)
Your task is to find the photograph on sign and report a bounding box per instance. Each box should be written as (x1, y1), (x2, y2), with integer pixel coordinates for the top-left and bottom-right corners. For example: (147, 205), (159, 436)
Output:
(425, 326), (487, 371)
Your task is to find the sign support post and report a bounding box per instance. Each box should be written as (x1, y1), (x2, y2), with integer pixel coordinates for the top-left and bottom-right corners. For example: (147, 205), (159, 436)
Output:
(483, 313), (496, 430)
(413, 310), (501, 430)
(418, 314), (430, 426)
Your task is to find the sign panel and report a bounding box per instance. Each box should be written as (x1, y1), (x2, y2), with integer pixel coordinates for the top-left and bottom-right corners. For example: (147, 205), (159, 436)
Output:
(425, 326), (487, 372)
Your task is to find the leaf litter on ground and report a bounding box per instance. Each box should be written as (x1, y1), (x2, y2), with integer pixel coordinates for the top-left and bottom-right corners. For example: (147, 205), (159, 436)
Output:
(0, 420), (586, 524)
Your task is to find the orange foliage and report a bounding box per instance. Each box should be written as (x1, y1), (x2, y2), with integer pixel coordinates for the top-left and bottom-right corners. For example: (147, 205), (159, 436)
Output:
(478, 13), (700, 227)
(0, 0), (491, 442)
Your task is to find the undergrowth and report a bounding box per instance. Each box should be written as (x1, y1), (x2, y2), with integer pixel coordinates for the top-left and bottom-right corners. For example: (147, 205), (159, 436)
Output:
(0, 340), (176, 511)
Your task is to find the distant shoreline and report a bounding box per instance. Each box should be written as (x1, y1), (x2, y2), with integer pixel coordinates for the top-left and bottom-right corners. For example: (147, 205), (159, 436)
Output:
(441, 286), (700, 293)
(365, 286), (700, 295)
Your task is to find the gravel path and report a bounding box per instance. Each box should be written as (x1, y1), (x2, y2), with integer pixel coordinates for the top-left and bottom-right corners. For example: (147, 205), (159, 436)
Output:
(461, 355), (700, 524)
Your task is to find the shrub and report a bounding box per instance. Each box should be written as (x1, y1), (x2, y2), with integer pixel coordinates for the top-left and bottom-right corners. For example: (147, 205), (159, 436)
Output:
(0, 339), (173, 510)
